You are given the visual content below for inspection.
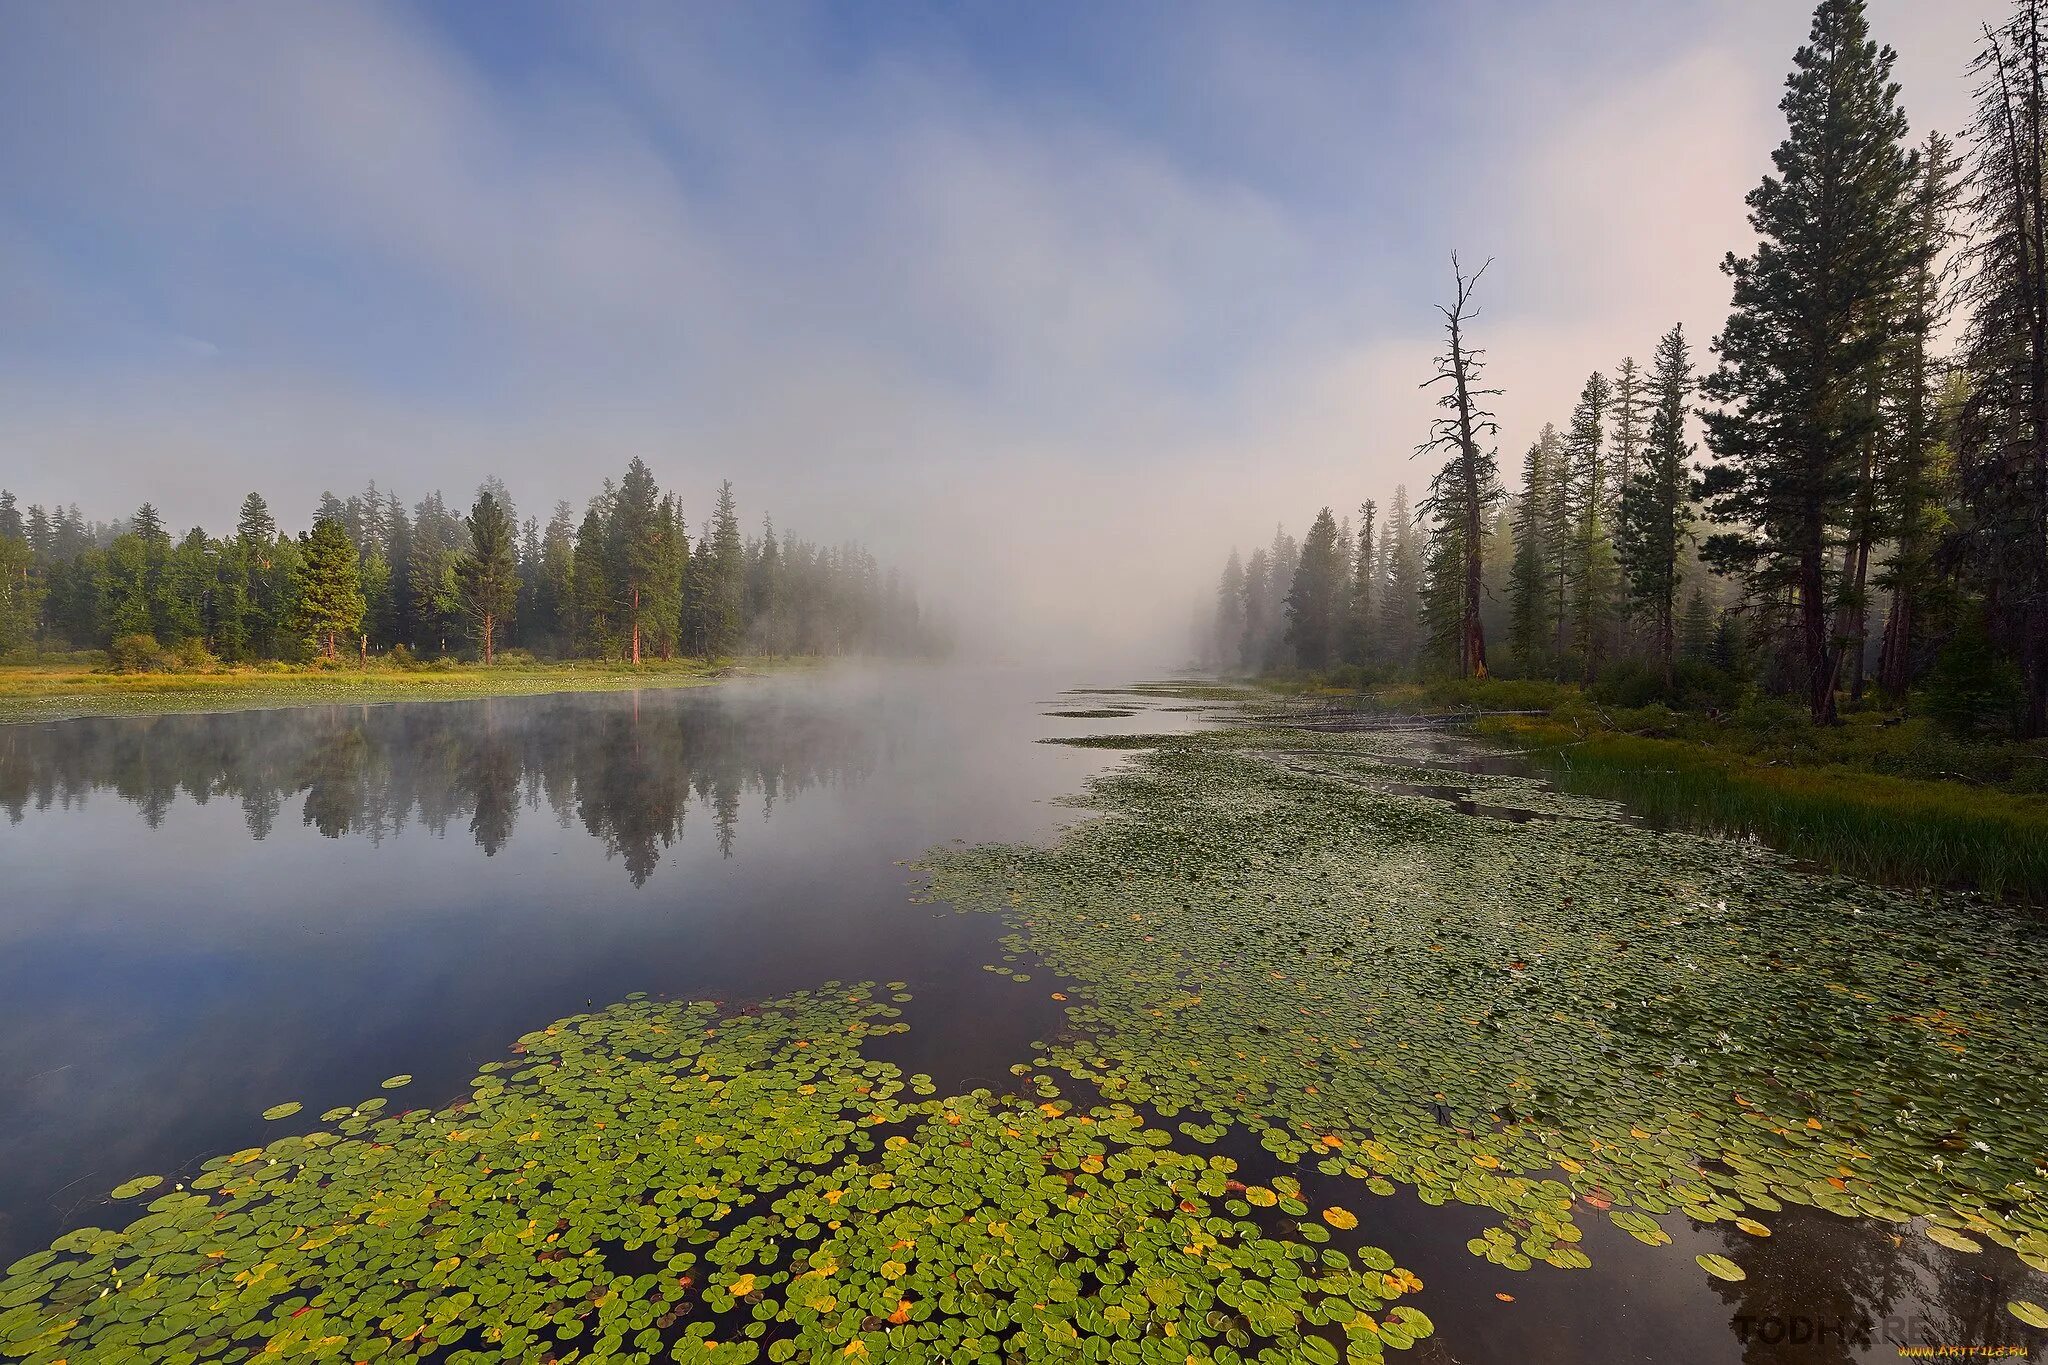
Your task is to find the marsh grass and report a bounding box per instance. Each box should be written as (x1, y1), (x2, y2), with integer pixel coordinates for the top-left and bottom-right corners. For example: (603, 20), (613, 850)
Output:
(0, 656), (813, 724)
(1483, 717), (2048, 900)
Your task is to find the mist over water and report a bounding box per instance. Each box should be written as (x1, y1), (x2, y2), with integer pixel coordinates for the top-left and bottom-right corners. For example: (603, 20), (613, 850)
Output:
(0, 665), (1207, 1264)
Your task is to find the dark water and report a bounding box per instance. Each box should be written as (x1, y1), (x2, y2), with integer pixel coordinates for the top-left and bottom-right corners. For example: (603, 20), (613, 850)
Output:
(0, 673), (2037, 1364)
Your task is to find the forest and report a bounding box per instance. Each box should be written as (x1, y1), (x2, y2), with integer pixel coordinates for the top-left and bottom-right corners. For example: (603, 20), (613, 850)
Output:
(0, 458), (945, 668)
(1207, 0), (2048, 740)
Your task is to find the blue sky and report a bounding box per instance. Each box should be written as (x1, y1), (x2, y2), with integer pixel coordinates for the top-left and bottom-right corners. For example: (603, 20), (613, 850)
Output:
(0, 0), (2004, 655)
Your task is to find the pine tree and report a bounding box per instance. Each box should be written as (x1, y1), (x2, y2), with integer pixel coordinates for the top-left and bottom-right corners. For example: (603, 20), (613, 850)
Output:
(1379, 487), (1424, 672)
(1348, 501), (1377, 667)
(1285, 508), (1344, 671)
(294, 516), (365, 659)
(704, 481), (745, 657)
(1563, 371), (1616, 677)
(1507, 433), (1556, 674)
(1954, 2), (2048, 734)
(456, 486), (519, 663)
(1240, 550), (1270, 670)
(1679, 589), (1716, 663)
(1619, 325), (1697, 686)
(1700, 0), (1918, 723)
(573, 501), (613, 657)
(607, 459), (670, 664)
(1877, 133), (1962, 699)
(1214, 551), (1247, 669)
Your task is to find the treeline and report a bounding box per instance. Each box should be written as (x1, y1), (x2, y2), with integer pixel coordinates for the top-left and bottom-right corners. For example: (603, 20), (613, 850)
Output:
(0, 458), (946, 666)
(1206, 0), (2048, 737)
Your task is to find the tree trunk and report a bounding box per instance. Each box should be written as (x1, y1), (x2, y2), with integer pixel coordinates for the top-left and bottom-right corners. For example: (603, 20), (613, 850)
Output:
(630, 587), (641, 665)
(483, 615), (494, 665)
(1802, 543), (1837, 724)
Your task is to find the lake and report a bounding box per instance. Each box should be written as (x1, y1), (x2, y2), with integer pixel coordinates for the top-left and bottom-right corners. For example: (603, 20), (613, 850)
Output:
(1, 668), (2044, 1364)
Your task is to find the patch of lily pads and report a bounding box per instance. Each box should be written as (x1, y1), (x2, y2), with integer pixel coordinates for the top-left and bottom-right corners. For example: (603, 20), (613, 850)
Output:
(0, 984), (1432, 1362)
(920, 711), (2048, 1296)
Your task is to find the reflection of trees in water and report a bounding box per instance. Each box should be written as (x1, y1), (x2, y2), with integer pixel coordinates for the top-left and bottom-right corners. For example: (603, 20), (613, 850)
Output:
(1706, 1205), (2034, 1363)
(0, 694), (874, 885)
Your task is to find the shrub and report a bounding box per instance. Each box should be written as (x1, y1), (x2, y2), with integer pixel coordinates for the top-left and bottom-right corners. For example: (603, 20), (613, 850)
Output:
(169, 637), (217, 671)
(1922, 622), (2023, 739)
(495, 648), (538, 666)
(108, 634), (168, 672)
(385, 644), (417, 668)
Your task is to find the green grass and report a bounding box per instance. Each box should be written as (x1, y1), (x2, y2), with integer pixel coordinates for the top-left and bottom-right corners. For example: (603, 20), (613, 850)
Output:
(1478, 715), (2048, 900)
(0, 656), (817, 724)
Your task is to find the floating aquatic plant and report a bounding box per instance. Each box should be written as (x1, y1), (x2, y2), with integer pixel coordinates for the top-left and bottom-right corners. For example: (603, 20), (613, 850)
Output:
(922, 711), (2048, 1287)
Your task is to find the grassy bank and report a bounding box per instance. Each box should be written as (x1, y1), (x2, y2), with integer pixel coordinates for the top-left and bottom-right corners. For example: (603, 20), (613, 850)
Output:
(0, 656), (815, 724)
(1476, 714), (2048, 899)
(1255, 673), (2048, 898)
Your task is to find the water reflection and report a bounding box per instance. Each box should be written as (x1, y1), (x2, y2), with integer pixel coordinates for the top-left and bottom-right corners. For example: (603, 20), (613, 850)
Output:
(0, 689), (878, 882)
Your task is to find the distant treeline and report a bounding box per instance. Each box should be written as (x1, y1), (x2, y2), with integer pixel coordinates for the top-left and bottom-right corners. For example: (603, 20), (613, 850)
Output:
(1207, 0), (2048, 738)
(0, 458), (946, 665)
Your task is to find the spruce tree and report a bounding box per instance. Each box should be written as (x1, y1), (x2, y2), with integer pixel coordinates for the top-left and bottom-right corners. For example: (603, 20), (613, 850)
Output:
(1700, 0), (1918, 723)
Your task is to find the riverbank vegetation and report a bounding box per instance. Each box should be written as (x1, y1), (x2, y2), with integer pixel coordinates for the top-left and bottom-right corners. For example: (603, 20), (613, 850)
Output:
(1202, 0), (2048, 747)
(0, 461), (947, 678)
(1263, 671), (2048, 897)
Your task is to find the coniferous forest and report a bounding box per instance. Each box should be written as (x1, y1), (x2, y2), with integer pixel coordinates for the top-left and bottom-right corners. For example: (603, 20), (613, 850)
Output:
(0, 458), (945, 667)
(1205, 0), (2048, 739)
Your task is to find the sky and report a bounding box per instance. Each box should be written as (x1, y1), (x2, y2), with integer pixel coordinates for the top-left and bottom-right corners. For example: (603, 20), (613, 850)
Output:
(0, 0), (2008, 663)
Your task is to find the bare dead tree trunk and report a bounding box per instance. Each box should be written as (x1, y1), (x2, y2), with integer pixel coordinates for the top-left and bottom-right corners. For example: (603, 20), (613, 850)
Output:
(1417, 254), (1500, 680)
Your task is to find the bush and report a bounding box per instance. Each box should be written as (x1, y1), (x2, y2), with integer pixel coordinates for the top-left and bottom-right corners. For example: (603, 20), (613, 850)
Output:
(169, 637), (217, 671)
(385, 644), (418, 668)
(1590, 660), (1666, 709)
(494, 648), (538, 666)
(1922, 622), (2023, 738)
(108, 634), (168, 672)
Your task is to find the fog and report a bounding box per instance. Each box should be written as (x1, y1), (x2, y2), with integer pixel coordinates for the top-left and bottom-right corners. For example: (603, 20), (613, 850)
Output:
(0, 0), (2001, 669)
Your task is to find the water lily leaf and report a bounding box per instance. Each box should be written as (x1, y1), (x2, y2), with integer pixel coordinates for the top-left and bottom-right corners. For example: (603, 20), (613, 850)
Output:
(1925, 1225), (1983, 1253)
(1696, 1254), (1746, 1282)
(261, 1101), (302, 1121)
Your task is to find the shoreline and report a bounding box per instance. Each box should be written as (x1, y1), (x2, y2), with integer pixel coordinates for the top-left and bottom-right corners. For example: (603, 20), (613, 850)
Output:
(0, 656), (828, 725)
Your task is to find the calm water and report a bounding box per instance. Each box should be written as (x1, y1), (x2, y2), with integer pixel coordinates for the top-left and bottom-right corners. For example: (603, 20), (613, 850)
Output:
(0, 671), (2034, 1363)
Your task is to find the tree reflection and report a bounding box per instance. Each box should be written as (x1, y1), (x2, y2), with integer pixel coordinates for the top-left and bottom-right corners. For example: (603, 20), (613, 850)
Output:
(0, 691), (874, 885)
